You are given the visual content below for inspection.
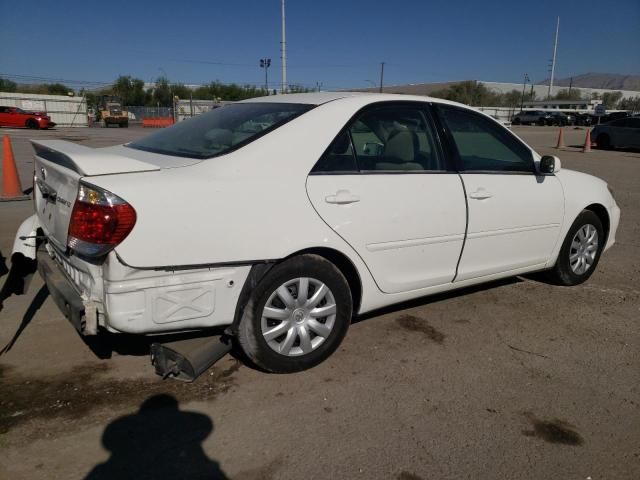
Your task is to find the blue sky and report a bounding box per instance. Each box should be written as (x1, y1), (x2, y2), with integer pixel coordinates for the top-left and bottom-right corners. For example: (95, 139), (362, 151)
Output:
(1, 0), (639, 90)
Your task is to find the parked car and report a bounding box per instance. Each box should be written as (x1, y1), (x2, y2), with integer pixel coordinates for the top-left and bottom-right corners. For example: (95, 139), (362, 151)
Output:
(591, 116), (640, 149)
(548, 112), (575, 126)
(511, 110), (553, 126)
(0, 106), (56, 129)
(575, 113), (593, 126)
(13, 92), (620, 375)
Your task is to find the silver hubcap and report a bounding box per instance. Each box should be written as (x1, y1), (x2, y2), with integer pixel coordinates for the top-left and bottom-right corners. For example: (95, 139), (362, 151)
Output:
(569, 224), (599, 275)
(261, 277), (337, 357)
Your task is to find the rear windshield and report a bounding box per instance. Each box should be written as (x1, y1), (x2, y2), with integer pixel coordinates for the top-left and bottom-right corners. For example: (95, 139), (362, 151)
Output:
(127, 102), (313, 159)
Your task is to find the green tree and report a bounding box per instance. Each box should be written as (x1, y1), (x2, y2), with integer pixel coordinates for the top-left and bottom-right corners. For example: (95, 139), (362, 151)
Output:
(429, 81), (499, 106)
(553, 88), (583, 101)
(112, 75), (147, 106)
(0, 78), (17, 92)
(618, 95), (640, 112)
(150, 76), (173, 106)
(600, 91), (623, 109)
(47, 83), (73, 95)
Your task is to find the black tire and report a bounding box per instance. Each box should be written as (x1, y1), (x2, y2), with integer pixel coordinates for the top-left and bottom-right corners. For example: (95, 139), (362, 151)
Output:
(104, 121), (109, 128)
(596, 134), (612, 150)
(512, 118), (521, 125)
(546, 210), (605, 286)
(26, 119), (39, 129)
(237, 254), (352, 373)
(537, 118), (546, 126)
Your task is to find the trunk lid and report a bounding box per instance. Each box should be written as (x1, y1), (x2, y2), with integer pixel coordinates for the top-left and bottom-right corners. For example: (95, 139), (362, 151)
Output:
(31, 140), (176, 251)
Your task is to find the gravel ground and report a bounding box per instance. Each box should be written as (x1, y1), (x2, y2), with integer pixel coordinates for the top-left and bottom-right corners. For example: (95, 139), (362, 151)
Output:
(0, 124), (638, 480)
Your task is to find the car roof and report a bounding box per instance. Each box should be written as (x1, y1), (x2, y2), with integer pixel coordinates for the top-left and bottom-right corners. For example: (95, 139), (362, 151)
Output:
(240, 91), (468, 108)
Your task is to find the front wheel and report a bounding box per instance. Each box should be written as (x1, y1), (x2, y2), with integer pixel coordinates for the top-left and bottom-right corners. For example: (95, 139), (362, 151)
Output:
(546, 210), (604, 286)
(237, 254), (352, 373)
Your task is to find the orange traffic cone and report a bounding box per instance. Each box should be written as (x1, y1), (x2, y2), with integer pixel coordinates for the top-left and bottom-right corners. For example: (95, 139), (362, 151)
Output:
(555, 127), (565, 149)
(582, 128), (592, 153)
(1, 135), (27, 200)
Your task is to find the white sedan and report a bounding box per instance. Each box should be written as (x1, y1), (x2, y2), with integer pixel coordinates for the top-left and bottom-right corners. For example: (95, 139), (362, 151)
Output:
(13, 92), (620, 374)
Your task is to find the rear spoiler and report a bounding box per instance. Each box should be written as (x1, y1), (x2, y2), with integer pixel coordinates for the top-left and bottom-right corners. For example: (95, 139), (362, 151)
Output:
(31, 140), (160, 176)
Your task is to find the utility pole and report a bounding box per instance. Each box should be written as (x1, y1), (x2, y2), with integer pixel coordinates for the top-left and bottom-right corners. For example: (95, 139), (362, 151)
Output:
(520, 73), (530, 112)
(260, 58), (271, 92)
(379, 62), (385, 93)
(548, 16), (559, 99)
(568, 76), (573, 95)
(280, 0), (287, 93)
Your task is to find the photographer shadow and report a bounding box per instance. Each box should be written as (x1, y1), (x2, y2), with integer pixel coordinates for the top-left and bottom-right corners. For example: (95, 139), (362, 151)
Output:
(85, 394), (228, 480)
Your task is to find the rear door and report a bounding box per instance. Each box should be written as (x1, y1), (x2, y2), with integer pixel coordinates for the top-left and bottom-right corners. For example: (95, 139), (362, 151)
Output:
(306, 102), (467, 294)
(436, 105), (564, 281)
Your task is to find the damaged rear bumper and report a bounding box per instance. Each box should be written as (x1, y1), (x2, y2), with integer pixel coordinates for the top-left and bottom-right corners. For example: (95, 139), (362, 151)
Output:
(37, 247), (89, 333)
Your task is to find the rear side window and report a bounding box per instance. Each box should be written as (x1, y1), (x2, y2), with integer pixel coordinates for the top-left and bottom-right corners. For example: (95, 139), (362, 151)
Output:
(439, 105), (534, 173)
(312, 130), (358, 173)
(127, 102), (312, 159)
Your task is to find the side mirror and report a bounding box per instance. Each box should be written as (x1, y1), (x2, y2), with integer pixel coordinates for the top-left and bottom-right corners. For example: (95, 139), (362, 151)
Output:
(539, 155), (561, 174)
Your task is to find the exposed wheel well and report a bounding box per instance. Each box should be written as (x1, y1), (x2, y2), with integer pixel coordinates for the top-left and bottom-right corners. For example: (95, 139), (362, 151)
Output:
(585, 203), (610, 244)
(229, 248), (363, 335)
(288, 247), (362, 315)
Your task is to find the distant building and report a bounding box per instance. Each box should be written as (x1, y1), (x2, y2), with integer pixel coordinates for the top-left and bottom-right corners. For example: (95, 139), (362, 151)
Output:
(353, 80), (639, 105)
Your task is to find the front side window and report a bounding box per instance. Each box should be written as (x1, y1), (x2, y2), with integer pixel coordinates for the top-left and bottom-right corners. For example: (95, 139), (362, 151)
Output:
(127, 102), (312, 159)
(349, 106), (444, 172)
(438, 105), (534, 173)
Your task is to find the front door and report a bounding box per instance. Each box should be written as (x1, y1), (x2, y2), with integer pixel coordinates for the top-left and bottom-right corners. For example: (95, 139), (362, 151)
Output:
(306, 103), (467, 294)
(436, 105), (564, 281)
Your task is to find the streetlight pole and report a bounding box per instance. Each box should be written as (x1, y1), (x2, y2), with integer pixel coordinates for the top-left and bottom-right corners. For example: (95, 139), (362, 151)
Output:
(520, 73), (530, 112)
(379, 62), (385, 93)
(260, 58), (271, 92)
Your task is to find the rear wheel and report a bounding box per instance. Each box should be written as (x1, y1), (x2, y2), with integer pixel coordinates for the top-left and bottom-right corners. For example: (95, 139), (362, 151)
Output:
(237, 254), (352, 373)
(546, 210), (604, 286)
(512, 118), (521, 125)
(537, 118), (546, 126)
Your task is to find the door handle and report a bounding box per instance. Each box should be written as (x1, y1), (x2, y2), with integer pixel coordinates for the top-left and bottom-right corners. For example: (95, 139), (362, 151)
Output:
(468, 189), (493, 200)
(325, 190), (360, 205)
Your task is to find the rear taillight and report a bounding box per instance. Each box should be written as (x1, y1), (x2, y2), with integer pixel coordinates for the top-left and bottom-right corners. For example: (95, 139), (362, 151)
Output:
(68, 183), (136, 257)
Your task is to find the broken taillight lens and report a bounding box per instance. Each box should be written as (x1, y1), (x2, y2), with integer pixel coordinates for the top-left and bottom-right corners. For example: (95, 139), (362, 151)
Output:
(68, 183), (136, 257)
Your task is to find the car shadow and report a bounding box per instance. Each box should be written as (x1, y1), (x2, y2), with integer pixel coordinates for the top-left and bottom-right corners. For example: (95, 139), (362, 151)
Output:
(84, 394), (229, 480)
(354, 276), (523, 324)
(0, 284), (49, 355)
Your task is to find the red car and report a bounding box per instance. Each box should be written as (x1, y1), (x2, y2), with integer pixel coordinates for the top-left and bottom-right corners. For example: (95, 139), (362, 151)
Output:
(0, 106), (56, 129)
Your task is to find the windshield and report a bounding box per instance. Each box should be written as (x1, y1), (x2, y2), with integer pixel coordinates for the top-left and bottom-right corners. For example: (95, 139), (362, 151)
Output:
(127, 102), (313, 159)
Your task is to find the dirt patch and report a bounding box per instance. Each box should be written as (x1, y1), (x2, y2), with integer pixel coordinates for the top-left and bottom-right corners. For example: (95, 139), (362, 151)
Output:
(395, 315), (445, 344)
(522, 412), (583, 446)
(0, 359), (240, 436)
